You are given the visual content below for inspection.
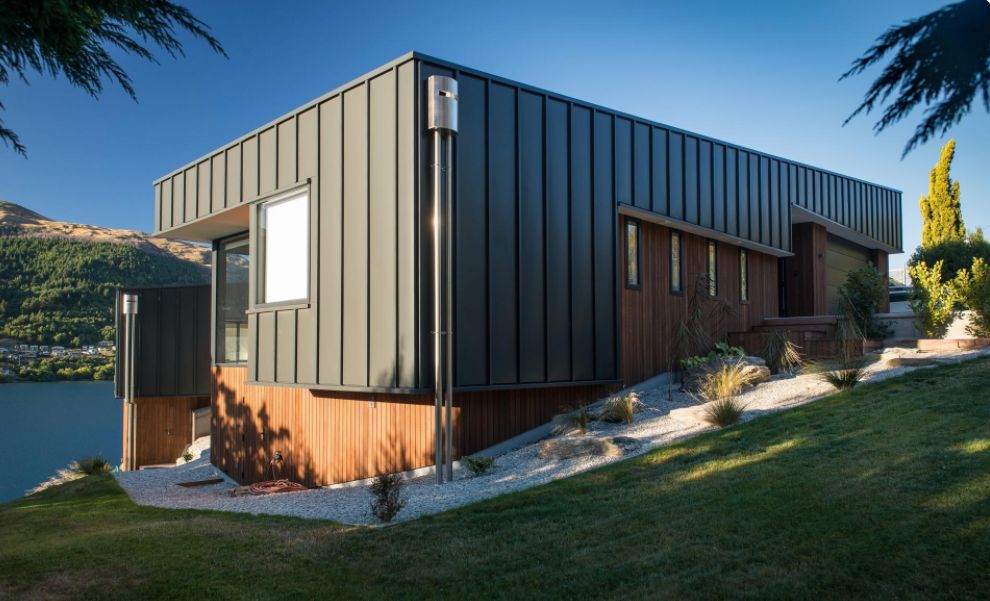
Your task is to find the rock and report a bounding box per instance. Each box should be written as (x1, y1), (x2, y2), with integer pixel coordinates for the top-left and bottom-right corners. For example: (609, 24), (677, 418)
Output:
(883, 356), (936, 368)
(610, 436), (642, 454)
(538, 436), (622, 460)
(682, 356), (770, 392)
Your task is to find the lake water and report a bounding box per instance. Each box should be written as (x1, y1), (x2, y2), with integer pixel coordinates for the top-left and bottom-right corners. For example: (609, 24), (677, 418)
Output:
(0, 381), (121, 503)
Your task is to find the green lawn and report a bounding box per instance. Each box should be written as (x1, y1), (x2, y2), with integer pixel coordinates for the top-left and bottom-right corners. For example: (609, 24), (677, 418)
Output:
(3, 359), (990, 600)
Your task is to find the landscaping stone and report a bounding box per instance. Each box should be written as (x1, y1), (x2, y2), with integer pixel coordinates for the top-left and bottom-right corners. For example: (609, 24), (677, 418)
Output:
(883, 356), (937, 368)
(610, 436), (642, 454)
(538, 435), (621, 460)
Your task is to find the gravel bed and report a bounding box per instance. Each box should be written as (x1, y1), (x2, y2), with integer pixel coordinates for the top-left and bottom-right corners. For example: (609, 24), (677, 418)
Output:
(115, 346), (990, 525)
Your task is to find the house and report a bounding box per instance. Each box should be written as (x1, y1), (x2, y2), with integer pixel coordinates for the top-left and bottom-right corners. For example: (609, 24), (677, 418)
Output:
(126, 52), (901, 485)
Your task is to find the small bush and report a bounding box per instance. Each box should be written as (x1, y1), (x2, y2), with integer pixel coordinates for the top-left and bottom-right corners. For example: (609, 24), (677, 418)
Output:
(695, 362), (760, 403)
(74, 456), (112, 476)
(680, 343), (746, 371)
(818, 361), (867, 390)
(910, 260), (959, 337)
(703, 397), (746, 428)
(597, 393), (641, 424)
(552, 404), (594, 435)
(954, 257), (990, 337)
(763, 331), (802, 374)
(369, 473), (406, 523)
(181, 452), (194, 463)
(464, 455), (494, 476)
(839, 264), (892, 339)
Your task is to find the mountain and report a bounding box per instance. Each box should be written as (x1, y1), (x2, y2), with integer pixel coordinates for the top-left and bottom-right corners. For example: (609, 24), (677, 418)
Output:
(0, 200), (209, 346)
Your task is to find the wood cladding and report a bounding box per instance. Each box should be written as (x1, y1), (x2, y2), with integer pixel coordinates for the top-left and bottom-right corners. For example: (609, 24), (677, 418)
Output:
(619, 219), (779, 386)
(212, 366), (615, 486)
(783, 222), (828, 317)
(122, 396), (209, 468)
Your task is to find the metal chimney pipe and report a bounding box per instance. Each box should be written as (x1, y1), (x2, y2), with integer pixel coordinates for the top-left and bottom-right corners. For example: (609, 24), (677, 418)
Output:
(427, 75), (458, 484)
(122, 293), (139, 471)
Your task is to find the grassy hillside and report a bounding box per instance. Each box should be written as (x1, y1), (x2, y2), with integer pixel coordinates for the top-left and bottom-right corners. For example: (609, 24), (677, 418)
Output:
(1, 358), (988, 600)
(0, 232), (206, 345)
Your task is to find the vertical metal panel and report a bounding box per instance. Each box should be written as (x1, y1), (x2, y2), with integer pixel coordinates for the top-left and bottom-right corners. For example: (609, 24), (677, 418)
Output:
(242, 137), (259, 200)
(296, 106), (318, 385)
(184, 167), (197, 222)
(737, 151), (749, 240)
(652, 128), (668, 215)
(247, 312), (257, 381)
(725, 147), (737, 236)
(257, 312), (275, 382)
(342, 83), (369, 387)
(519, 90), (545, 382)
(633, 122), (650, 209)
(768, 159), (779, 248)
(154, 183), (162, 233)
(713, 143), (725, 232)
(259, 127), (276, 194)
(171, 172), (184, 226)
(699, 139), (713, 229)
(226, 145), (241, 206)
(197, 161), (210, 219)
(592, 111), (615, 380)
(211, 153), (225, 213)
(614, 117), (632, 206)
(369, 71), (398, 387)
(277, 118), (297, 189)
(758, 157), (770, 245)
(489, 82), (518, 384)
(546, 98), (571, 382)
(397, 61), (417, 388)
(668, 132), (683, 220)
(748, 154), (759, 244)
(454, 74), (488, 387)
(276, 310), (296, 383)
(161, 178), (173, 230)
(570, 105), (594, 381)
(684, 135), (698, 224)
(318, 96), (343, 386)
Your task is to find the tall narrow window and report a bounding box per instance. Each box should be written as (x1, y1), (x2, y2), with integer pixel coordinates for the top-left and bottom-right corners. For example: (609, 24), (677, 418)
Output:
(625, 219), (640, 289)
(216, 236), (249, 363)
(707, 239), (718, 297)
(739, 248), (750, 303)
(258, 190), (309, 304)
(670, 230), (683, 294)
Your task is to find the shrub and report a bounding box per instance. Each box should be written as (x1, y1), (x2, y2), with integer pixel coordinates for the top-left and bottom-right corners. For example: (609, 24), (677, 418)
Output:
(839, 265), (892, 339)
(695, 362), (760, 403)
(954, 257), (990, 337)
(910, 260), (959, 337)
(703, 397), (746, 428)
(181, 451), (194, 463)
(74, 456), (112, 475)
(552, 404), (595, 435)
(369, 473), (406, 523)
(818, 360), (867, 391)
(680, 342), (746, 371)
(464, 455), (495, 476)
(909, 234), (990, 283)
(597, 393), (641, 424)
(762, 330), (802, 374)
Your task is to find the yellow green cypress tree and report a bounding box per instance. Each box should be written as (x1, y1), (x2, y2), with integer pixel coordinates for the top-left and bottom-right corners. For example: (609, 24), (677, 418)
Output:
(920, 140), (965, 247)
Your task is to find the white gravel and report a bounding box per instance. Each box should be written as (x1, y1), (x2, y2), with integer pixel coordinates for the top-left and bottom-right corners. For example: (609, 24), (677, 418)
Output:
(115, 346), (990, 525)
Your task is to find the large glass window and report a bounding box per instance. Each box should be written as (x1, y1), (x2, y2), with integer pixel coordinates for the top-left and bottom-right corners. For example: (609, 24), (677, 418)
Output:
(739, 248), (750, 303)
(216, 236), (249, 363)
(625, 219), (640, 289)
(259, 191), (309, 304)
(707, 239), (718, 297)
(670, 230), (683, 294)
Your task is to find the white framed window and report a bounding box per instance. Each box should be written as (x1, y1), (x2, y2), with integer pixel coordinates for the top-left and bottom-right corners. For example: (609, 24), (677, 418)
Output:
(258, 190), (309, 305)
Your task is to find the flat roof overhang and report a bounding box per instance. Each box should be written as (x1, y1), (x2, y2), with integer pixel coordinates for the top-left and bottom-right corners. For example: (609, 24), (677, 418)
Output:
(790, 205), (901, 255)
(156, 203), (249, 242)
(618, 204), (794, 258)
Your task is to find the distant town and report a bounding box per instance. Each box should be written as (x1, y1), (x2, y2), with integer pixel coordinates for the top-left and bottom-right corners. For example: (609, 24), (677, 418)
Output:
(0, 342), (115, 382)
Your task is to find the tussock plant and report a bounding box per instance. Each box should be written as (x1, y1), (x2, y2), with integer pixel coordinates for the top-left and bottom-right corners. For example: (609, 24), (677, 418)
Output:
(74, 456), (112, 476)
(703, 397), (747, 428)
(696, 362), (759, 404)
(818, 362), (867, 390)
(552, 404), (595, 435)
(763, 330), (803, 374)
(369, 473), (406, 523)
(464, 455), (495, 476)
(597, 393), (642, 424)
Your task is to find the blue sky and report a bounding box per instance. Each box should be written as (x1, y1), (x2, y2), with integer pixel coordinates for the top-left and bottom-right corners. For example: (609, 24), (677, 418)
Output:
(1, 0), (987, 271)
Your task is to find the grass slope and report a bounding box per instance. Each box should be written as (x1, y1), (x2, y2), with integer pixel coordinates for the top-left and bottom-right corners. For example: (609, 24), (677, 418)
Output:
(2, 359), (990, 600)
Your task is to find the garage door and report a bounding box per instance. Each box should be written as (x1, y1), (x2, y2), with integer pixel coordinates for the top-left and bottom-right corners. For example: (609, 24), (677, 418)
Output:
(825, 234), (869, 313)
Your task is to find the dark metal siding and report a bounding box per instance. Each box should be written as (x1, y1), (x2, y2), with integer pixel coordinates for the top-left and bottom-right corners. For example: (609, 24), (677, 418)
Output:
(115, 285), (211, 398)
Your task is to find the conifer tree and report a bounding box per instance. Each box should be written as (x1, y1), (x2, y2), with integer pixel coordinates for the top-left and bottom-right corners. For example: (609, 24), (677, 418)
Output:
(919, 140), (965, 247)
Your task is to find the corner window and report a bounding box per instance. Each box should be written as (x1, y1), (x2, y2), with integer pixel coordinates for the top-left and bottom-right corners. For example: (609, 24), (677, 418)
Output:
(739, 248), (749, 303)
(258, 191), (309, 304)
(707, 240), (718, 297)
(670, 230), (683, 294)
(625, 219), (641, 289)
(217, 236), (249, 363)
